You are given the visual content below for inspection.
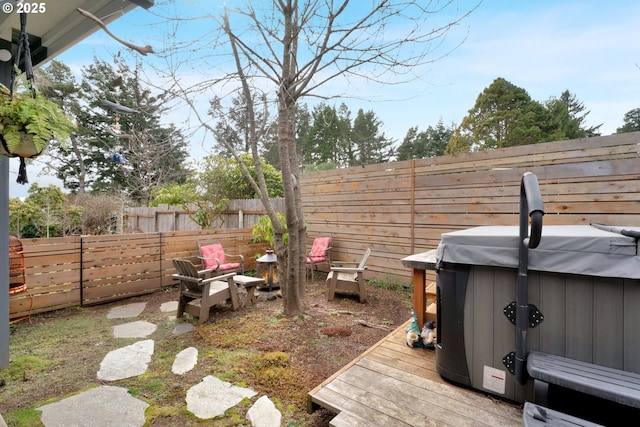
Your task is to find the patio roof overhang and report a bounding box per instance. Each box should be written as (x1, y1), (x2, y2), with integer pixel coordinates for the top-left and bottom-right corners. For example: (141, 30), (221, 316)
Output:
(0, 0), (153, 65)
(0, 0), (155, 371)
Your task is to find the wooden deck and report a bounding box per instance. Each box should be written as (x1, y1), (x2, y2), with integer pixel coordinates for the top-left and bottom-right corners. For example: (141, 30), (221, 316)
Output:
(308, 322), (523, 426)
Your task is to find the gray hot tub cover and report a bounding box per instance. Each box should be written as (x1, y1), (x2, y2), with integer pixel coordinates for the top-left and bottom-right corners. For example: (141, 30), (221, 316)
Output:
(436, 225), (640, 279)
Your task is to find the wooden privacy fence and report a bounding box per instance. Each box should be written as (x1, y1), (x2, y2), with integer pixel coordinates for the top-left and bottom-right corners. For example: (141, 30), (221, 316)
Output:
(9, 229), (268, 319)
(125, 198), (285, 233)
(300, 132), (640, 282)
(9, 132), (640, 318)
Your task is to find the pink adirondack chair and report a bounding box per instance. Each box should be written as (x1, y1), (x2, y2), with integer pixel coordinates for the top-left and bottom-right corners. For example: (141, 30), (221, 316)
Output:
(197, 242), (244, 277)
(306, 236), (332, 280)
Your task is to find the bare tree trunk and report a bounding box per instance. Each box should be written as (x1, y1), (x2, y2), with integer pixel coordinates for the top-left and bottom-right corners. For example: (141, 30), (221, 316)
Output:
(70, 135), (86, 194)
(278, 2), (306, 315)
(277, 102), (298, 315)
(223, 9), (302, 314)
(155, 0), (477, 316)
(278, 108), (307, 314)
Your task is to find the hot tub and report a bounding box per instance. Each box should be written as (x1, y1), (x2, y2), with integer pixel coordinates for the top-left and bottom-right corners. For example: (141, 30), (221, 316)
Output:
(432, 224), (640, 403)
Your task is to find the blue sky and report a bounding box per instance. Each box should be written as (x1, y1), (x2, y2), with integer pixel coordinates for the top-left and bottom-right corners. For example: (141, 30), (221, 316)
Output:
(9, 0), (640, 198)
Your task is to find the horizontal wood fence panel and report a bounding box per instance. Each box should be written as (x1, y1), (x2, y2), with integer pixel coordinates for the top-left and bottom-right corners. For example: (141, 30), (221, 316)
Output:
(80, 234), (162, 306)
(301, 132), (640, 281)
(9, 236), (82, 318)
(82, 260), (160, 282)
(83, 277), (161, 304)
(406, 133), (637, 172)
(10, 289), (81, 319)
(8, 229), (268, 318)
(9, 132), (640, 316)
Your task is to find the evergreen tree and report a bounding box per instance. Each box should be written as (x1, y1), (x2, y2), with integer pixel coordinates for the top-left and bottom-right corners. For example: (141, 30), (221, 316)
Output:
(40, 58), (190, 203)
(259, 122), (280, 169)
(545, 90), (600, 140)
(617, 108), (640, 133)
(293, 103), (312, 168)
(64, 57), (190, 204)
(351, 108), (394, 165)
(208, 92), (285, 170)
(397, 126), (421, 161)
(307, 103), (351, 166)
(397, 120), (453, 160)
(426, 120), (455, 157)
(37, 61), (87, 193)
(447, 77), (554, 154)
(209, 94), (271, 158)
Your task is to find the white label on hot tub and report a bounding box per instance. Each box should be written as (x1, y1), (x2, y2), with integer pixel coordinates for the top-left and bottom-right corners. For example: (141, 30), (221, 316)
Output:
(483, 366), (506, 394)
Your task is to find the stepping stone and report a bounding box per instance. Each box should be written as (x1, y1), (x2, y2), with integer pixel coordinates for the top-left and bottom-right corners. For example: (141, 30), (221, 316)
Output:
(172, 347), (198, 375)
(107, 302), (147, 319)
(247, 395), (282, 427)
(172, 322), (194, 336)
(160, 301), (178, 312)
(112, 320), (157, 338)
(186, 375), (257, 419)
(97, 340), (154, 381)
(38, 385), (148, 427)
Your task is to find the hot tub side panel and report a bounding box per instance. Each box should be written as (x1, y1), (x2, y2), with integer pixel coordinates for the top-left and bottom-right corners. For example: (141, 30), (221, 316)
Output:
(462, 265), (534, 403)
(455, 264), (640, 404)
(537, 273), (640, 373)
(624, 279), (640, 372)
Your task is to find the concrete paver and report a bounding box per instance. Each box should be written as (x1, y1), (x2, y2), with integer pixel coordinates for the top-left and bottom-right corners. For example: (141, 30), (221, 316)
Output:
(106, 302), (147, 319)
(112, 320), (157, 338)
(97, 339), (154, 381)
(247, 395), (283, 427)
(38, 385), (148, 427)
(172, 322), (195, 336)
(160, 301), (178, 312)
(172, 347), (198, 375)
(186, 375), (257, 419)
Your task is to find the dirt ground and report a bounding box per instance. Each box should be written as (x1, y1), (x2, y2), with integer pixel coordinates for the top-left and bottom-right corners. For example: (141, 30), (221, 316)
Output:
(1, 274), (413, 426)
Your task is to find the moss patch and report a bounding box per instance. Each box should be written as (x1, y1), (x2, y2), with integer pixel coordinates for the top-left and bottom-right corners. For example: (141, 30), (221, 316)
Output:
(2, 408), (43, 427)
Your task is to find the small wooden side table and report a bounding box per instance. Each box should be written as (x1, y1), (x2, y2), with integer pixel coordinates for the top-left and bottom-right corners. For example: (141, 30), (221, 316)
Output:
(400, 249), (438, 328)
(233, 275), (266, 307)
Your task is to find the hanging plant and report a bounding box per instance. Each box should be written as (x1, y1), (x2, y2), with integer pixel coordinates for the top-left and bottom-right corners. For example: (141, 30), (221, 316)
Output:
(0, 75), (75, 158)
(0, 12), (76, 184)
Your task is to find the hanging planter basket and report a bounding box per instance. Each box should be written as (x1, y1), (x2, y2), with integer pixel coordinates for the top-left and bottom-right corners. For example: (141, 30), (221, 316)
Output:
(0, 68), (75, 160)
(0, 82), (74, 182)
(0, 131), (44, 159)
(0, 12), (75, 182)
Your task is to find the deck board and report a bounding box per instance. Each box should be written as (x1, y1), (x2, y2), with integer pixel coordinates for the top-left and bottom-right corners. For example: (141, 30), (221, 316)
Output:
(308, 322), (522, 426)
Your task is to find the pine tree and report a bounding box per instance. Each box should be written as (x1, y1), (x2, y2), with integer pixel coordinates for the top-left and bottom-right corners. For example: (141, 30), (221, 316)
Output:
(351, 108), (394, 165)
(545, 90), (600, 140)
(398, 120), (453, 160)
(42, 57), (190, 204)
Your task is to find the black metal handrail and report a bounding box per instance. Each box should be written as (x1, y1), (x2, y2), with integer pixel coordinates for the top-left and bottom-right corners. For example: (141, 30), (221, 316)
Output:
(516, 172), (544, 384)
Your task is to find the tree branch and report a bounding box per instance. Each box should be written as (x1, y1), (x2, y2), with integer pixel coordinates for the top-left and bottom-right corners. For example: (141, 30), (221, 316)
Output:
(77, 8), (155, 56)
